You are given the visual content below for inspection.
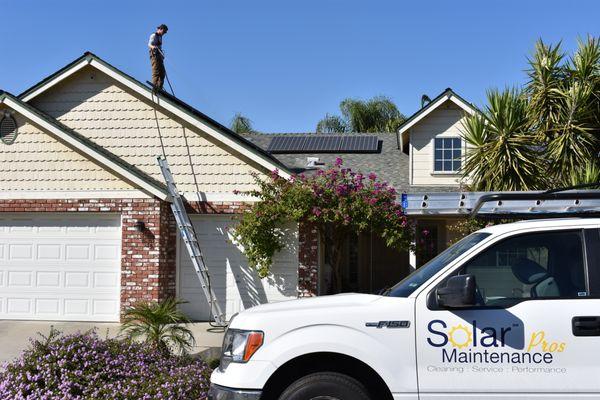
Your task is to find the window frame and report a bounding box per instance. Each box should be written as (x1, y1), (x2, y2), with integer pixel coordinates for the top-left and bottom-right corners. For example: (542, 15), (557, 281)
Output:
(432, 136), (462, 175)
(584, 228), (600, 296)
(427, 228), (592, 310)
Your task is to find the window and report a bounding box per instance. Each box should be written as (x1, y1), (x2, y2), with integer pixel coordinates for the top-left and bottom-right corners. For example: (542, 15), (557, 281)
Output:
(434, 137), (461, 172)
(459, 230), (587, 307)
(387, 232), (491, 298)
(0, 115), (18, 145)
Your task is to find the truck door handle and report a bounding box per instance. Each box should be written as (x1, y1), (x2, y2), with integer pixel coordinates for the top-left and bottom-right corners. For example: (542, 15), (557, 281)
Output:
(572, 316), (600, 336)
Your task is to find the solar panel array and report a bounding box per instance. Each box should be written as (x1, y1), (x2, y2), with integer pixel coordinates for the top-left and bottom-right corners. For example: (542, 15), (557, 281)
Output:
(267, 135), (379, 153)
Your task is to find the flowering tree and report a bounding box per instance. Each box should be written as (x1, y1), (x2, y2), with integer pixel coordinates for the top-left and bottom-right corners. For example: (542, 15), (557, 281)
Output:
(233, 158), (414, 293)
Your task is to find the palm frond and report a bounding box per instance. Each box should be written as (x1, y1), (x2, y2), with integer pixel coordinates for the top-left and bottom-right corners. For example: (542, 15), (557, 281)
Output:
(121, 298), (195, 354)
(230, 113), (256, 134)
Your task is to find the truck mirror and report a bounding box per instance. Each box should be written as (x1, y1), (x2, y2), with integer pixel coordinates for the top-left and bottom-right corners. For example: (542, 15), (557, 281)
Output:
(437, 274), (476, 308)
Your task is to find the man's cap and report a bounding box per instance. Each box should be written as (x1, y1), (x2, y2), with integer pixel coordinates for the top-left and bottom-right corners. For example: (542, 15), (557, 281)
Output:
(157, 24), (169, 32)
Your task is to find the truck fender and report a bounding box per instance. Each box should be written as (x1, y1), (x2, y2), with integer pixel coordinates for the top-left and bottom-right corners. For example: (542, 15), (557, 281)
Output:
(253, 324), (404, 391)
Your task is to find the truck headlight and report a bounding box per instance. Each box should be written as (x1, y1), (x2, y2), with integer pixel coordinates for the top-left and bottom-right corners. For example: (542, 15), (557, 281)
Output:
(220, 329), (264, 370)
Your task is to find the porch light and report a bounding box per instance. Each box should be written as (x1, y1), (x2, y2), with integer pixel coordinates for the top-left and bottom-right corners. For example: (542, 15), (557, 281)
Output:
(135, 220), (146, 232)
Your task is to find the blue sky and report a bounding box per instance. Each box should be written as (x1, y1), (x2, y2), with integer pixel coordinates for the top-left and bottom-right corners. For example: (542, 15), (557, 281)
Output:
(1, 1), (599, 132)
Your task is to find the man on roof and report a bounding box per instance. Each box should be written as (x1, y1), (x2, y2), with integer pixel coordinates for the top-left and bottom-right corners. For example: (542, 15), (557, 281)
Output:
(148, 24), (168, 92)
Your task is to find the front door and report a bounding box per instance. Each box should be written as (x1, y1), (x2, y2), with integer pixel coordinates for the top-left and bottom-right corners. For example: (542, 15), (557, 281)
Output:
(415, 228), (600, 398)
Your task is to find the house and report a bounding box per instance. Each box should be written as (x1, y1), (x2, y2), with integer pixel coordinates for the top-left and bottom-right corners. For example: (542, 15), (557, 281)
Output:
(243, 89), (478, 293)
(0, 52), (304, 322)
(0, 52), (476, 322)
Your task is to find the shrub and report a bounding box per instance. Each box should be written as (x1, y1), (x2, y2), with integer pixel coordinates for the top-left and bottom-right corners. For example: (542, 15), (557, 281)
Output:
(234, 159), (414, 293)
(121, 298), (195, 355)
(0, 328), (211, 400)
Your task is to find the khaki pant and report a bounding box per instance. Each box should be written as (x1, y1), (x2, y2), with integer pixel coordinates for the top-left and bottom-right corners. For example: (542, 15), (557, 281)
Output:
(150, 49), (165, 90)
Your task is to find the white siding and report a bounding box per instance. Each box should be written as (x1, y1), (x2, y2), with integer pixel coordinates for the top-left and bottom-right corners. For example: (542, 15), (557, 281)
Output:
(409, 100), (469, 186)
(0, 106), (136, 192)
(30, 66), (267, 194)
(178, 215), (298, 321)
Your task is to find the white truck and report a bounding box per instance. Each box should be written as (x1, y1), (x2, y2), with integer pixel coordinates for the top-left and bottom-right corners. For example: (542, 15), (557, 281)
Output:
(209, 192), (600, 400)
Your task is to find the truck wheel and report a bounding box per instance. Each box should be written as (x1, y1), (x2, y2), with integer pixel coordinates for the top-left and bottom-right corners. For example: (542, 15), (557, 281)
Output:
(278, 372), (371, 400)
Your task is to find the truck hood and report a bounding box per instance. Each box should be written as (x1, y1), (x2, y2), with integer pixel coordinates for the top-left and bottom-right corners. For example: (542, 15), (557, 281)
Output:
(241, 293), (381, 315)
(229, 293), (411, 331)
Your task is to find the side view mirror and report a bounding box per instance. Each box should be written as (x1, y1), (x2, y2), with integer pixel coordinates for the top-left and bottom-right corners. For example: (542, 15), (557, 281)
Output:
(437, 274), (476, 308)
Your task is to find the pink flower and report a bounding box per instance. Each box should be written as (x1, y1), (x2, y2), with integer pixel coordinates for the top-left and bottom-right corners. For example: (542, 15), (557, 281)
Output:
(368, 172), (377, 181)
(312, 207), (322, 217)
(335, 157), (343, 167)
(422, 229), (430, 236)
(270, 169), (280, 179)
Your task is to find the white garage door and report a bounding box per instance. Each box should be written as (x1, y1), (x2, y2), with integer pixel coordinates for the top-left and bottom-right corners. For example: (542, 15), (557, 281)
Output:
(178, 215), (298, 321)
(0, 214), (121, 321)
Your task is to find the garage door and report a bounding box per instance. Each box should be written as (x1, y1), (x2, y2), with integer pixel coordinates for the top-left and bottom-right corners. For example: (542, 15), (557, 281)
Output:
(178, 215), (298, 321)
(0, 214), (121, 321)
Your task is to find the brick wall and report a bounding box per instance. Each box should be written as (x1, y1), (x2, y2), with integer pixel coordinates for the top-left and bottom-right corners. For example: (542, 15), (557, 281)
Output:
(298, 222), (319, 296)
(0, 198), (176, 316)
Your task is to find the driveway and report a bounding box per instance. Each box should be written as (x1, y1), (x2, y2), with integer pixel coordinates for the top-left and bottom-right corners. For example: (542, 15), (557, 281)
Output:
(0, 321), (225, 364)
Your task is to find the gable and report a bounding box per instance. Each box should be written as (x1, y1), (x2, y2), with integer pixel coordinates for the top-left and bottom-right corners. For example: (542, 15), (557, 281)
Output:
(399, 89), (476, 152)
(29, 65), (271, 194)
(409, 100), (467, 187)
(409, 100), (466, 141)
(0, 104), (137, 193)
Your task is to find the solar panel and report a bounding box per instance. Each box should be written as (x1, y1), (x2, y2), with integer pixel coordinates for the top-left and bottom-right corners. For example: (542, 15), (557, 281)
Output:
(267, 135), (379, 153)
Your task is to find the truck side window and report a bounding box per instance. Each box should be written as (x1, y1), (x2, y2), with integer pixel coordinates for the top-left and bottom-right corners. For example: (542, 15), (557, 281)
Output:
(461, 230), (587, 307)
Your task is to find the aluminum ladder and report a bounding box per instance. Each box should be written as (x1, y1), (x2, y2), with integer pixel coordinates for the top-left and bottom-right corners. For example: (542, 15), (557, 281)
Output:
(402, 190), (600, 219)
(157, 155), (227, 326)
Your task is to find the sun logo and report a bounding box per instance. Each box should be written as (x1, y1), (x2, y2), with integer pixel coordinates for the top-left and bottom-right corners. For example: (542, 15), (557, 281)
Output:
(448, 324), (473, 349)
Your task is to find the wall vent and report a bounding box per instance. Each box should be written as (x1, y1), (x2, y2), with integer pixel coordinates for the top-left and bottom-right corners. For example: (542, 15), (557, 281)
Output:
(0, 115), (18, 145)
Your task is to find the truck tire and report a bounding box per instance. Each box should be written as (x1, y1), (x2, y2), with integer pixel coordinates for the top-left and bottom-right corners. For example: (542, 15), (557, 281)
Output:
(278, 372), (371, 400)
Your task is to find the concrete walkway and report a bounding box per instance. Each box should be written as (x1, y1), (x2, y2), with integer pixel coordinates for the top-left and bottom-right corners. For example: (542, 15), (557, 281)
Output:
(0, 321), (225, 364)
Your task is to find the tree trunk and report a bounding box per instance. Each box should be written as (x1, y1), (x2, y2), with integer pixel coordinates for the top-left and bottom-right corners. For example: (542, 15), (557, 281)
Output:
(320, 226), (347, 294)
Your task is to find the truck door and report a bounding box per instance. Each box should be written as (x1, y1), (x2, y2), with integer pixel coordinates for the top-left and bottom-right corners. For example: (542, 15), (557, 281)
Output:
(414, 228), (600, 399)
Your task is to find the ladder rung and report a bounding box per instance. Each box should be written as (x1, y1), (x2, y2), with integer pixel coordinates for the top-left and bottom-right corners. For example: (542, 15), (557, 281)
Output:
(157, 156), (227, 327)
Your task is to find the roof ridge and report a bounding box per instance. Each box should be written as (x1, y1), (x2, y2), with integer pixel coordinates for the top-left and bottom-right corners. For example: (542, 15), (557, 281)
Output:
(17, 51), (291, 175)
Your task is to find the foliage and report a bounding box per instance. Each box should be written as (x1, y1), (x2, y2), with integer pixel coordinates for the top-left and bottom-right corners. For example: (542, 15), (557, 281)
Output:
(316, 113), (348, 133)
(462, 88), (545, 191)
(461, 36), (600, 190)
(230, 112), (256, 133)
(0, 329), (211, 400)
(121, 298), (195, 355)
(233, 159), (414, 292)
(316, 96), (406, 133)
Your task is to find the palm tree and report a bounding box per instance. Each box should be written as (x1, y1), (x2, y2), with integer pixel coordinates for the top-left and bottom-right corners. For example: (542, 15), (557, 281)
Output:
(230, 113), (256, 133)
(316, 113), (348, 133)
(461, 89), (545, 191)
(121, 298), (195, 355)
(463, 36), (600, 191)
(526, 37), (600, 184)
(316, 96), (405, 133)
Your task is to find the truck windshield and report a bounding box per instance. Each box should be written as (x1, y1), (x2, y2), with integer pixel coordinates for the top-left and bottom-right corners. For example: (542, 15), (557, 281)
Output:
(386, 232), (491, 297)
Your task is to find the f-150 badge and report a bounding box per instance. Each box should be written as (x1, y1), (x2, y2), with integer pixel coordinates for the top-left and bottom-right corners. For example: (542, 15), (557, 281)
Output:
(366, 321), (410, 329)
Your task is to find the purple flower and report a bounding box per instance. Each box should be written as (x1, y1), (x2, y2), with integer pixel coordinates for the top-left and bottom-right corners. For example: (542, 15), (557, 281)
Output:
(0, 330), (212, 399)
(334, 157), (343, 167)
(368, 172), (377, 181)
